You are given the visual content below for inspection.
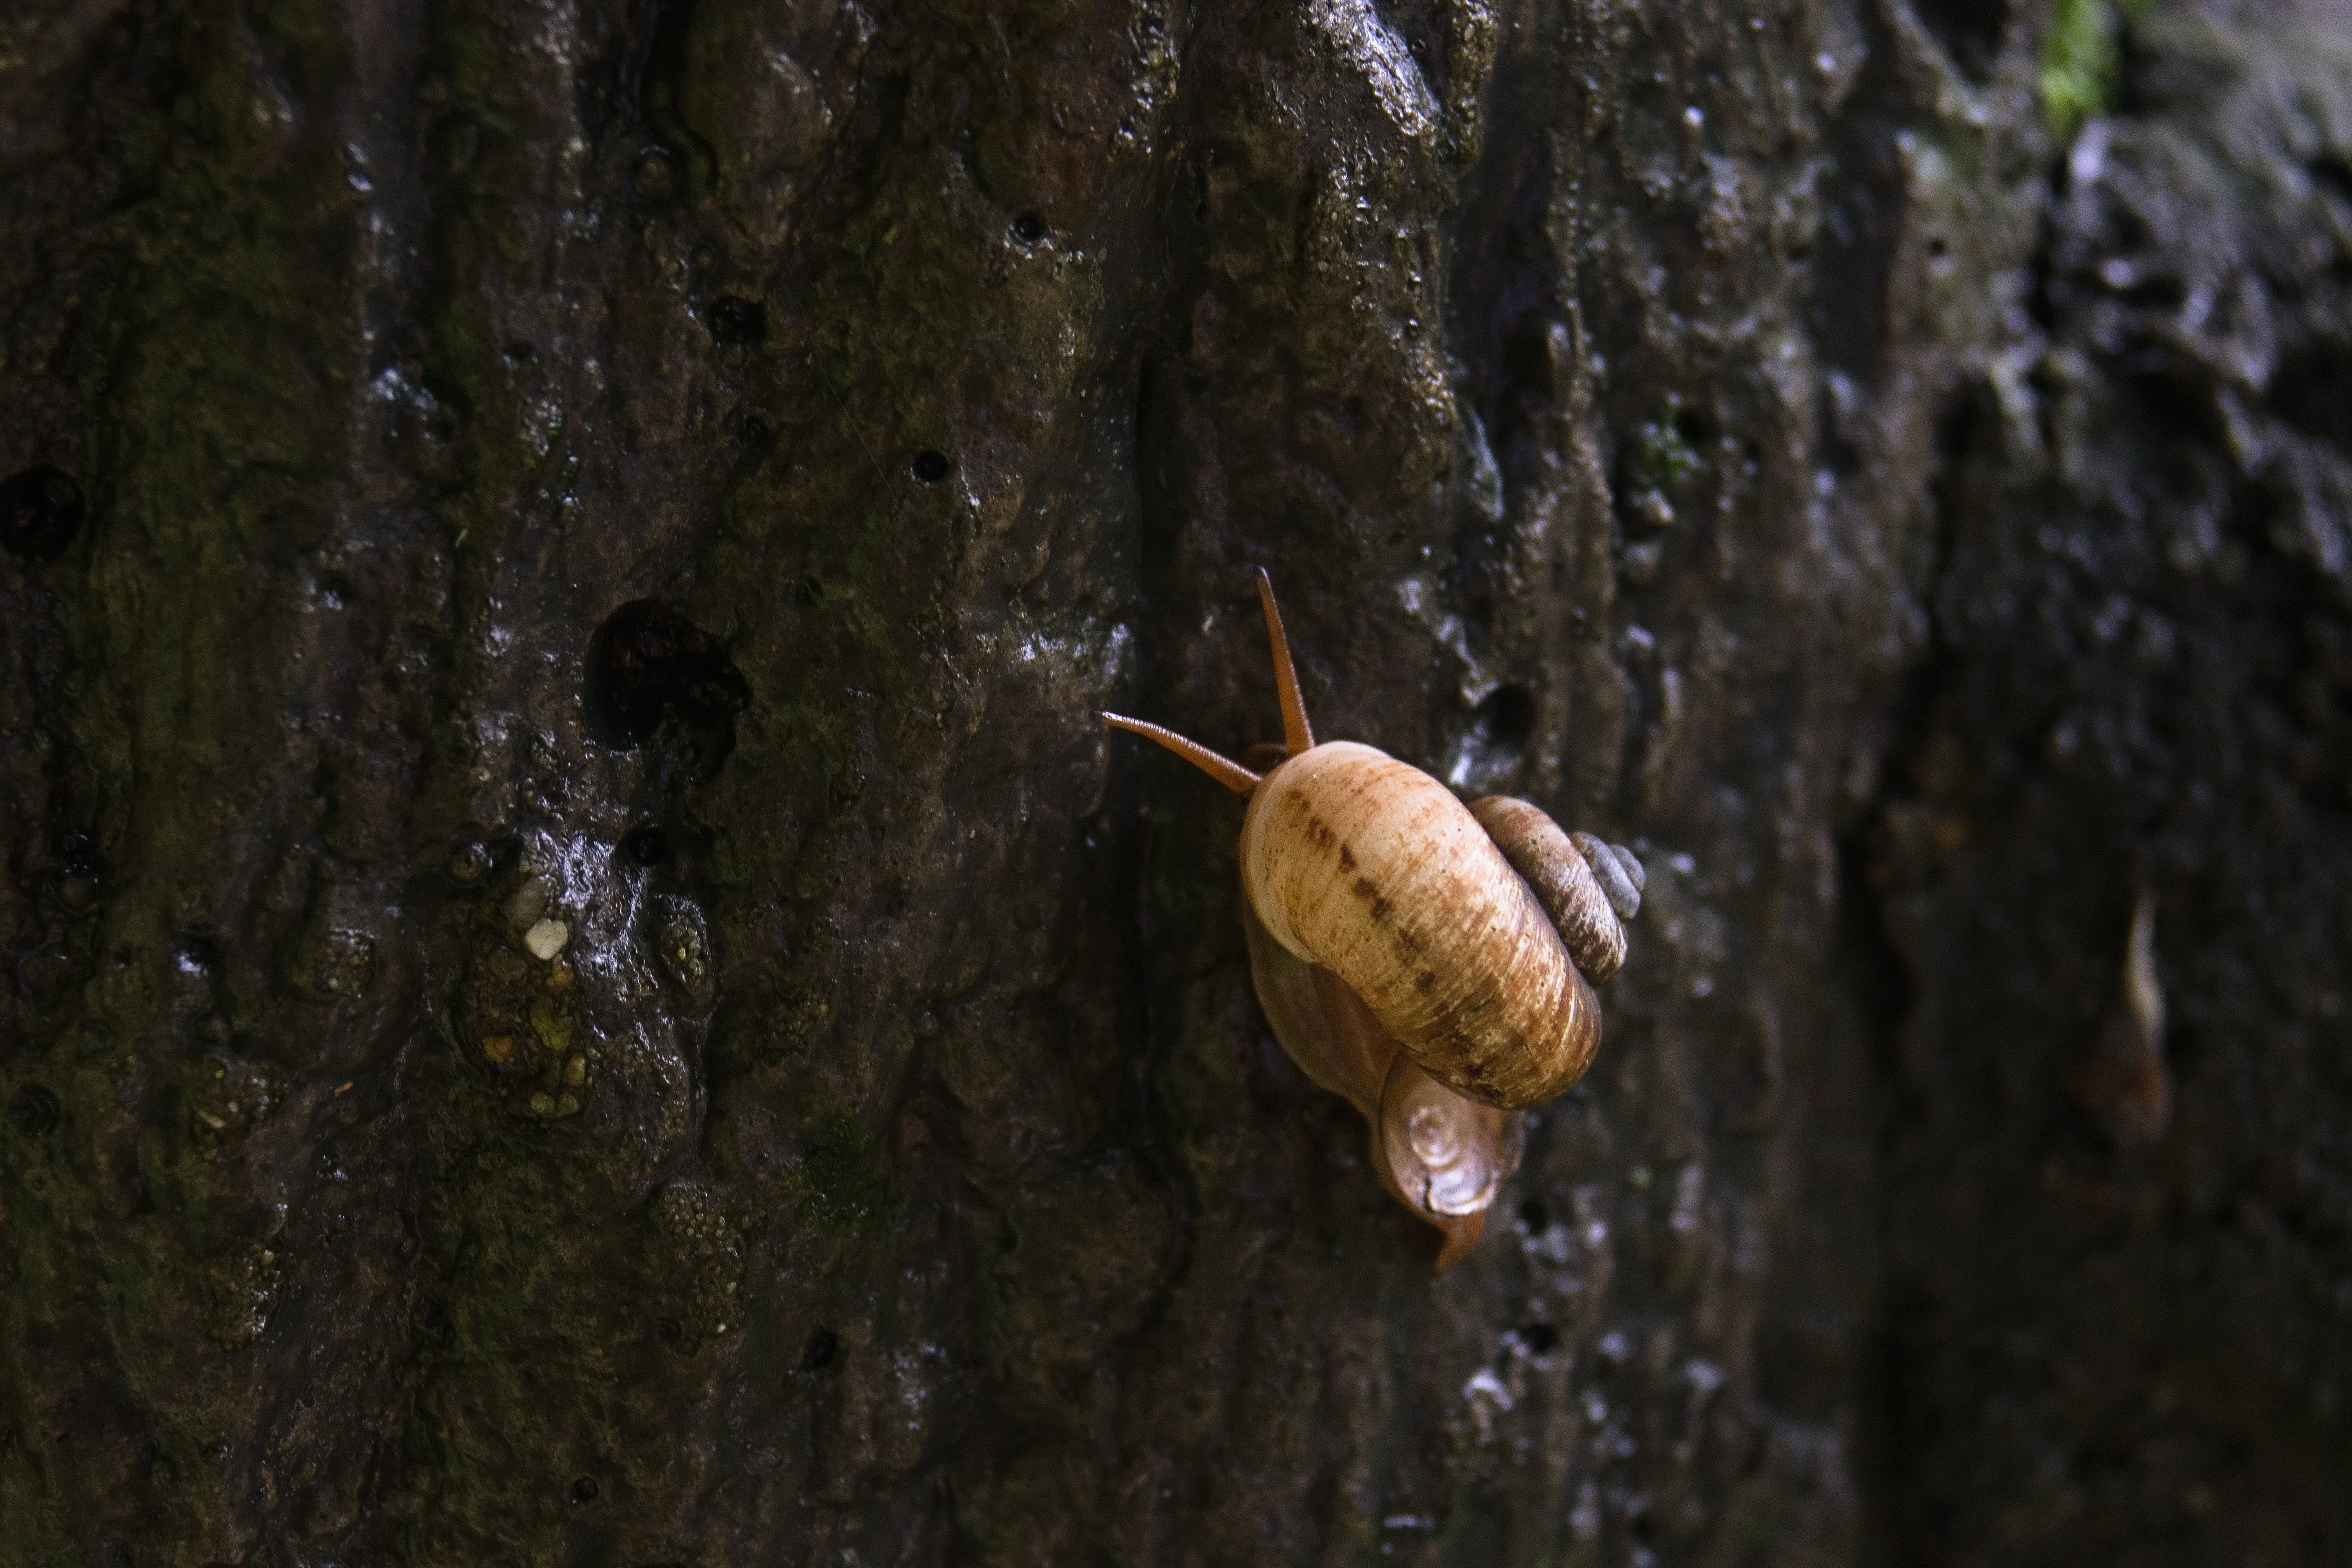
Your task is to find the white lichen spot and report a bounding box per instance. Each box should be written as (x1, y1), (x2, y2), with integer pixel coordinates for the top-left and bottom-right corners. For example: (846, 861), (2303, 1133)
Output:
(1462, 1365), (1515, 1415)
(1570, 1481), (1602, 1541)
(521, 393), (564, 457)
(524, 918), (570, 961)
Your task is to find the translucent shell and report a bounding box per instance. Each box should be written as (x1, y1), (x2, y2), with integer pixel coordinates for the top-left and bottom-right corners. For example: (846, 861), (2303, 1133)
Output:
(1241, 904), (1522, 1268)
(1384, 1054), (1525, 1220)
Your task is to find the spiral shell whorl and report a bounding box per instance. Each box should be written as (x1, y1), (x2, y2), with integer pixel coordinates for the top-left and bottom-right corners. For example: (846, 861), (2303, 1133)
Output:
(1240, 742), (1600, 1110)
(1468, 796), (1630, 983)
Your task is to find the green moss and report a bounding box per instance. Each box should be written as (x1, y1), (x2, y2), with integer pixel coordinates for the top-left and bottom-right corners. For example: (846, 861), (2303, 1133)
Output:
(2042, 0), (2156, 137)
(788, 1112), (898, 1236)
(1629, 402), (1702, 491)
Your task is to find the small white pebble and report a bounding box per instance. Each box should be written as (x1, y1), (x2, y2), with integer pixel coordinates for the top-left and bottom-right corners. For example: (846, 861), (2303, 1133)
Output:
(524, 919), (570, 961)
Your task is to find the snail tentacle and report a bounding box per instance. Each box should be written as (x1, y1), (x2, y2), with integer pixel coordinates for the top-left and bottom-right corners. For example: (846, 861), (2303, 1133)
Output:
(1256, 568), (1315, 757)
(1099, 711), (1261, 795)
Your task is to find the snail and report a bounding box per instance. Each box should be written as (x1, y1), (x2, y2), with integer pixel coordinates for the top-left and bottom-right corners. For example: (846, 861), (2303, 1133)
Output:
(1103, 570), (1643, 1266)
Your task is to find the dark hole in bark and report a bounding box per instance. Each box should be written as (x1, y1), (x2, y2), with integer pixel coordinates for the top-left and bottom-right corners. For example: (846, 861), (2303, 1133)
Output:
(1517, 1196), (1550, 1231)
(54, 831), (100, 913)
(413, 1298), (453, 1350)
(621, 826), (669, 866)
(1012, 211), (1047, 244)
(2273, 345), (2352, 448)
(121, 1147), (154, 1215)
(9, 1086), (60, 1136)
(2127, 366), (2217, 444)
(447, 832), (494, 885)
(1475, 685), (1537, 758)
(910, 449), (952, 484)
(55, 831), (99, 881)
(567, 1477), (599, 1505)
(705, 295), (766, 348)
(1916, 0), (2009, 81)
(584, 601), (751, 779)
(633, 148), (677, 201)
(804, 1328), (841, 1370)
(730, 408), (776, 457)
(1518, 1321), (1562, 1354)
(654, 1316), (683, 1344)
(0, 466), (85, 560)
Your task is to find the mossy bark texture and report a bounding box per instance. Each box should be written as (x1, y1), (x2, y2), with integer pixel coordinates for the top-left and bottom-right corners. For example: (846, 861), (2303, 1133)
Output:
(1, 1), (2348, 1564)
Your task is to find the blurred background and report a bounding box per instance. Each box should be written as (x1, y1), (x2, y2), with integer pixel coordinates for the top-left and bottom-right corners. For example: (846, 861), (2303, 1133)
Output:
(1, 0), (2347, 1562)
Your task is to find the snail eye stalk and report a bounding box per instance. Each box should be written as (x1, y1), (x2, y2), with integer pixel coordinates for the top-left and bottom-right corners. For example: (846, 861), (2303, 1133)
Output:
(1098, 713), (1261, 796)
(1256, 568), (1314, 758)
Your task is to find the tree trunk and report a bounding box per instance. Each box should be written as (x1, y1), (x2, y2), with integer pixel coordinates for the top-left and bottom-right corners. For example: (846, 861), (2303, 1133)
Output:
(0, 0), (2346, 1564)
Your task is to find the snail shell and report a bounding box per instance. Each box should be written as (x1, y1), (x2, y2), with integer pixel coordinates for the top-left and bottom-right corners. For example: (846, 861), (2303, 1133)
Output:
(1241, 743), (1602, 1111)
(1102, 570), (1641, 1266)
(1466, 797), (1642, 984)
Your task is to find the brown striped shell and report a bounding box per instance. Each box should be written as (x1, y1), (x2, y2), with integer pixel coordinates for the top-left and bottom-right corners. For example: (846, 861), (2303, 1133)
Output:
(1241, 742), (1601, 1111)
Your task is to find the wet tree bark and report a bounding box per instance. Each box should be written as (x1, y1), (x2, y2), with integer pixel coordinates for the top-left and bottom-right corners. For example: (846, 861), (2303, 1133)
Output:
(1, 1), (2347, 1564)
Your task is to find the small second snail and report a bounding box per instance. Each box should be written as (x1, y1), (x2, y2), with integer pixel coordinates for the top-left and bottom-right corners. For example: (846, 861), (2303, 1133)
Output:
(1103, 570), (1644, 1267)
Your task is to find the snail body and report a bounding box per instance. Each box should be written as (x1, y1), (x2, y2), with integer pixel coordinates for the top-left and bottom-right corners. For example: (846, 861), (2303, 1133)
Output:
(1103, 571), (1641, 1267)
